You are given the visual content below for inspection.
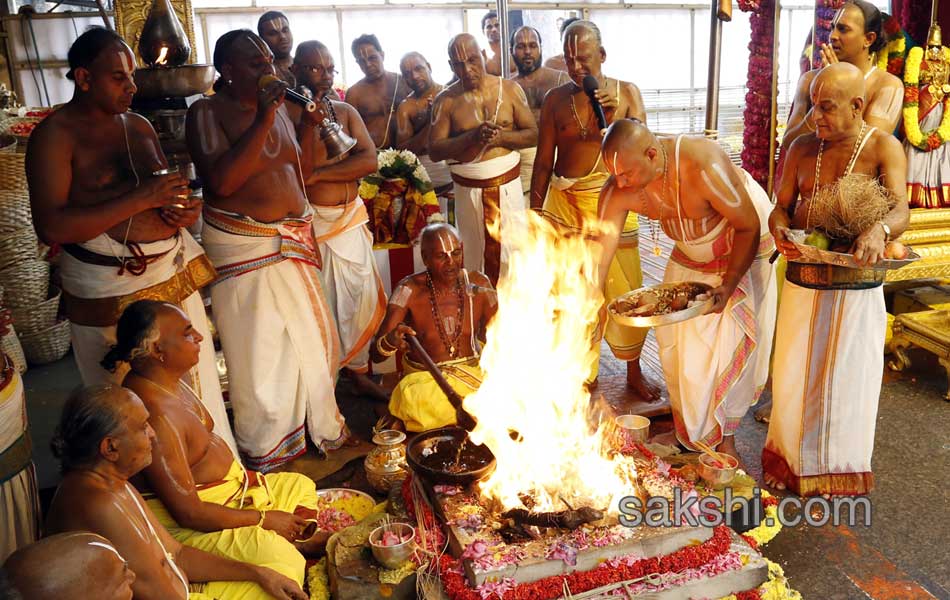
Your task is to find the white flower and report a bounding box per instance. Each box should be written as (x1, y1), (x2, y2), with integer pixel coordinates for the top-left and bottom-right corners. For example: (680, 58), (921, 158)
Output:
(377, 149), (397, 169)
(399, 149), (417, 165)
(413, 165), (431, 183)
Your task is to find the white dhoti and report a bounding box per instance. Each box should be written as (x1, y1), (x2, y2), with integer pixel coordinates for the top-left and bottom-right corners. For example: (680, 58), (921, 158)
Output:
(763, 282), (884, 496)
(449, 151), (523, 282)
(518, 146), (537, 200)
(0, 365), (39, 562)
(59, 231), (237, 453)
(312, 199), (387, 373)
(657, 170), (777, 450)
(202, 207), (346, 472)
(419, 154), (453, 190)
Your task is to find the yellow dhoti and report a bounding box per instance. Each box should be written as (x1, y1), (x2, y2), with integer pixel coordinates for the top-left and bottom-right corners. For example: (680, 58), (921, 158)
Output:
(542, 172), (646, 381)
(146, 460), (319, 596)
(388, 356), (483, 432)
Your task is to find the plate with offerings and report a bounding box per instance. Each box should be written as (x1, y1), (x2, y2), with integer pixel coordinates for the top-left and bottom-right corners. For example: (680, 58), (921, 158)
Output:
(786, 228), (919, 271)
(608, 281), (714, 327)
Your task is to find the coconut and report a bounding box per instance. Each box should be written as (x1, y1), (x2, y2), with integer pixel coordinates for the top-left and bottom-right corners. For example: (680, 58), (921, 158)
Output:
(809, 174), (894, 243)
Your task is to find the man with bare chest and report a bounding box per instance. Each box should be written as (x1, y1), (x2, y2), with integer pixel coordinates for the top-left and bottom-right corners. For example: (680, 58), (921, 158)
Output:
(598, 119), (777, 465)
(258, 11), (295, 87)
(529, 21), (650, 393)
(345, 35), (409, 150)
(429, 33), (537, 285)
(480, 11), (514, 76)
(26, 27), (236, 453)
(46, 385), (307, 600)
(781, 1), (902, 152)
(395, 52), (452, 191)
(372, 224), (497, 432)
(186, 30), (350, 471)
(764, 64), (908, 497)
(100, 301), (329, 577)
(290, 40), (387, 396)
(511, 26), (567, 203)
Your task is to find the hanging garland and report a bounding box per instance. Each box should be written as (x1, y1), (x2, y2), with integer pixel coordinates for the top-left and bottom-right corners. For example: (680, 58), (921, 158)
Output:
(812, 0), (846, 69)
(739, 0), (776, 187)
(903, 46), (950, 151)
(876, 16), (909, 76)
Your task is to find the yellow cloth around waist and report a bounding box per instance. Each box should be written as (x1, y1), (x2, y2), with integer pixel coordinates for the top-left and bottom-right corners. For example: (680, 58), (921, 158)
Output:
(542, 172), (639, 234)
(390, 356), (483, 432)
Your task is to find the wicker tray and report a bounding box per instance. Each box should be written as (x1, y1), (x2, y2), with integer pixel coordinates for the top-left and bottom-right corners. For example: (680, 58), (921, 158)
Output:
(0, 152), (27, 190)
(1, 327), (27, 374)
(0, 227), (38, 271)
(608, 282), (714, 328)
(0, 191), (32, 234)
(786, 229), (920, 270)
(19, 319), (70, 365)
(10, 285), (60, 336)
(0, 259), (50, 307)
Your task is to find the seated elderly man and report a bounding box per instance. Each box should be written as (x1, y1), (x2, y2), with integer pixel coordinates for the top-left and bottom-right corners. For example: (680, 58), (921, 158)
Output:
(100, 301), (329, 560)
(2, 532), (135, 600)
(372, 224), (496, 431)
(46, 384), (307, 600)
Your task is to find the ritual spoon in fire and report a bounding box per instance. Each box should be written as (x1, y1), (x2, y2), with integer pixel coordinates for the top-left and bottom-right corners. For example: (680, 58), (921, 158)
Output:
(405, 334), (523, 442)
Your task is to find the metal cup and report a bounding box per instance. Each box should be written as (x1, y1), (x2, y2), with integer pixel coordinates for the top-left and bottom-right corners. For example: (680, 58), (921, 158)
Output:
(611, 414), (650, 451)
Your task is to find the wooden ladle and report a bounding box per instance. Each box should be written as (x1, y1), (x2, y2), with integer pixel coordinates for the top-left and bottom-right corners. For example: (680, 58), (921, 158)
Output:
(405, 335), (478, 432)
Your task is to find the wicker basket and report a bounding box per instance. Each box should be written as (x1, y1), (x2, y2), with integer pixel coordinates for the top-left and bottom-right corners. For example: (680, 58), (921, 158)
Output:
(0, 259), (50, 307)
(19, 319), (71, 365)
(0, 134), (15, 154)
(1, 326), (27, 374)
(0, 152), (26, 190)
(0, 191), (32, 234)
(0, 227), (38, 271)
(10, 284), (60, 336)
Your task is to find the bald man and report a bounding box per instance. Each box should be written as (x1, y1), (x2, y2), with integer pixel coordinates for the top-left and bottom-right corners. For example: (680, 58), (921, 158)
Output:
(429, 33), (537, 285)
(289, 41), (387, 396)
(781, 1), (902, 153)
(395, 52), (451, 191)
(371, 224), (497, 432)
(510, 26), (567, 201)
(598, 119), (777, 464)
(764, 63), (907, 497)
(3, 533), (134, 600)
(531, 21), (651, 393)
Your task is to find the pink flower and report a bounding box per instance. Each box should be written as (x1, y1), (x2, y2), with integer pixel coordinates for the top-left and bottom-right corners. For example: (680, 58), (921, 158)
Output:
(462, 540), (489, 560)
(546, 541), (578, 566)
(475, 577), (517, 599)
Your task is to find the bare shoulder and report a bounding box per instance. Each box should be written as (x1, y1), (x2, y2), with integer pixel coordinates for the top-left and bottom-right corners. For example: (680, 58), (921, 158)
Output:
(469, 271), (492, 288)
(346, 79), (370, 99)
(187, 96), (218, 120)
(876, 69), (903, 91)
(618, 79), (642, 96)
(48, 480), (119, 533)
(433, 83), (459, 105)
(870, 127), (902, 153)
(404, 272), (428, 291)
(124, 111), (158, 135)
(786, 132), (817, 161)
(29, 108), (75, 148)
(797, 69), (818, 92)
(333, 99), (361, 120)
(545, 82), (572, 103)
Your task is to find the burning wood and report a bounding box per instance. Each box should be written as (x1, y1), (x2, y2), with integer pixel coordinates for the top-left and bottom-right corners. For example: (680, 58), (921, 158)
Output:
(501, 506), (604, 530)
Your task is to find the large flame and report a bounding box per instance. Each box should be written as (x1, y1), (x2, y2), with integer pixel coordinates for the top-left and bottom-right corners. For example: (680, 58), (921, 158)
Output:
(465, 211), (634, 513)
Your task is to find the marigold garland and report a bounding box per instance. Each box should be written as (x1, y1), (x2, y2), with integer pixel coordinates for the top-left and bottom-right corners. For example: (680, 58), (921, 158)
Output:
(740, 492), (782, 549)
(876, 18), (908, 76)
(902, 45), (950, 152)
(718, 559), (802, 600)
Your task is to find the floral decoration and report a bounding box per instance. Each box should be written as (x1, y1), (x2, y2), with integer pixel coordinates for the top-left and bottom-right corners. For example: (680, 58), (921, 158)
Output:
(876, 15), (909, 77)
(903, 46), (950, 151)
(360, 148), (443, 246)
(740, 491), (783, 548)
(739, 0), (778, 187)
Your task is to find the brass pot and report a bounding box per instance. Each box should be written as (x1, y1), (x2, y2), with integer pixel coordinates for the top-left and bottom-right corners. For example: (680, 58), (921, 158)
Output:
(364, 429), (408, 493)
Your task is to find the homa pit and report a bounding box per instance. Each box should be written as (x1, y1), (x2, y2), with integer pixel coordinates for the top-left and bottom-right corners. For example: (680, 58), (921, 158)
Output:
(463, 210), (637, 515)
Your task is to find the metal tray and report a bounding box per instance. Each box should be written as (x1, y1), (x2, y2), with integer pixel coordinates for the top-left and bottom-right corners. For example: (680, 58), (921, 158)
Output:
(608, 281), (714, 328)
(786, 229), (920, 270)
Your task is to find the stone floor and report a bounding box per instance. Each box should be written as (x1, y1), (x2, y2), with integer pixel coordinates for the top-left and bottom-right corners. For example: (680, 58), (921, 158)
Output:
(22, 345), (950, 599)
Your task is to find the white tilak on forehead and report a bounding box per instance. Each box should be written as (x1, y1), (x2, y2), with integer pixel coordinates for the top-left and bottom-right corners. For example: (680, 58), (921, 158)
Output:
(88, 541), (124, 560)
(245, 34), (270, 58)
(568, 34), (579, 58)
(700, 162), (742, 207)
(439, 235), (459, 254)
(119, 51), (134, 74)
(454, 46), (469, 62)
(266, 18), (284, 31)
(611, 151), (620, 174)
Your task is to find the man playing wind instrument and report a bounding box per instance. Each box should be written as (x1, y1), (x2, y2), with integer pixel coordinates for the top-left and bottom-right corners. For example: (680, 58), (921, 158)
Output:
(598, 119), (777, 466)
(764, 63), (908, 497)
(372, 224), (497, 432)
(530, 20), (650, 393)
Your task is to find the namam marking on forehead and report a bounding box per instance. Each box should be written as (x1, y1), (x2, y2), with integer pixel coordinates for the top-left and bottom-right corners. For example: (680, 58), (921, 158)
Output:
(438, 232), (460, 254)
(119, 49), (134, 75)
(568, 33), (579, 58)
(265, 18), (285, 31)
(700, 162), (743, 208)
(243, 33), (271, 58)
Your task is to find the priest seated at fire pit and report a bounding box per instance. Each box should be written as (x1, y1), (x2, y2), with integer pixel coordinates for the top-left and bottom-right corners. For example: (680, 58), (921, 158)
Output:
(371, 223), (497, 431)
(100, 300), (330, 567)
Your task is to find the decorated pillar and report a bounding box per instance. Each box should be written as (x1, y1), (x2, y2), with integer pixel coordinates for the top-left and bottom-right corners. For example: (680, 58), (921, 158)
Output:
(113, 0), (198, 67)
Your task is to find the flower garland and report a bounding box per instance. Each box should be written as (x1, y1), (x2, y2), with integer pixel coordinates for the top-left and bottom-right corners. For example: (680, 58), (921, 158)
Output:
(739, 0), (777, 187)
(437, 526), (733, 600)
(717, 559), (803, 600)
(903, 46), (950, 151)
(812, 0), (846, 69)
(740, 492), (782, 549)
(360, 148), (443, 245)
(876, 16), (908, 76)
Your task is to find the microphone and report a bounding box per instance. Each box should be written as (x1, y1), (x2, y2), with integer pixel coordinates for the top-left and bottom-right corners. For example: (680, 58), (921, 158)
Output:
(258, 74), (317, 113)
(582, 75), (608, 133)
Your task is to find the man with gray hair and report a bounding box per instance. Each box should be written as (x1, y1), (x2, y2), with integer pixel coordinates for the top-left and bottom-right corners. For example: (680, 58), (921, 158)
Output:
(2, 532), (134, 600)
(45, 384), (308, 600)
